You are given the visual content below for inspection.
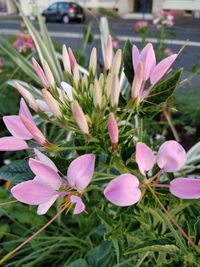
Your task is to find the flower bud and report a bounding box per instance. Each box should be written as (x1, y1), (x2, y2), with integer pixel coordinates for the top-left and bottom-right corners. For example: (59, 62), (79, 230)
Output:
(68, 47), (77, 72)
(62, 45), (71, 74)
(15, 82), (38, 111)
(105, 35), (113, 70)
(89, 47), (97, 75)
(99, 73), (104, 88)
(93, 79), (102, 109)
(32, 58), (49, 88)
(82, 74), (88, 89)
(111, 49), (122, 75)
(20, 114), (48, 146)
(42, 89), (62, 118)
(131, 61), (143, 100)
(110, 74), (120, 108)
(43, 60), (55, 88)
(71, 101), (89, 135)
(61, 81), (73, 101)
(108, 112), (119, 151)
(73, 63), (80, 88)
(105, 73), (112, 98)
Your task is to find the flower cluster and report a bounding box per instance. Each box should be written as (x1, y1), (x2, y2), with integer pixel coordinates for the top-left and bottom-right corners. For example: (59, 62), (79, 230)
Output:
(153, 10), (174, 28)
(1, 39), (199, 218)
(104, 141), (200, 206)
(133, 21), (149, 32)
(13, 32), (35, 53)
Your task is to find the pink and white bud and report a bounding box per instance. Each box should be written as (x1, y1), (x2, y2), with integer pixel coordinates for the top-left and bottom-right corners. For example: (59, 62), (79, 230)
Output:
(110, 74), (120, 108)
(82, 74), (88, 88)
(131, 61), (143, 100)
(89, 47), (97, 75)
(61, 81), (73, 101)
(43, 60), (55, 88)
(15, 82), (38, 111)
(105, 73), (112, 98)
(62, 45), (71, 74)
(71, 100), (89, 135)
(93, 79), (102, 109)
(73, 63), (80, 88)
(42, 89), (62, 118)
(32, 58), (49, 88)
(20, 114), (48, 146)
(68, 47), (77, 72)
(111, 49), (122, 75)
(108, 112), (118, 148)
(105, 35), (113, 70)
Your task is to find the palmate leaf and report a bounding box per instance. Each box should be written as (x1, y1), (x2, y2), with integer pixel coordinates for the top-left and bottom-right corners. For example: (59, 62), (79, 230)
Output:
(123, 40), (134, 85)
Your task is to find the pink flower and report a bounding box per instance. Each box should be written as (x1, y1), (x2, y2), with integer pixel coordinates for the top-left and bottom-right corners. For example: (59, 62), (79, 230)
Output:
(11, 153), (96, 215)
(153, 10), (174, 28)
(133, 21), (149, 31)
(104, 140), (197, 206)
(13, 33), (35, 53)
(0, 98), (49, 151)
(164, 48), (173, 56)
(132, 43), (177, 101)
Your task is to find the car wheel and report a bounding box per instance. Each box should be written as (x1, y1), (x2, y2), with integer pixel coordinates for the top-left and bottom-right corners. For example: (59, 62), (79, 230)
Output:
(62, 14), (69, 24)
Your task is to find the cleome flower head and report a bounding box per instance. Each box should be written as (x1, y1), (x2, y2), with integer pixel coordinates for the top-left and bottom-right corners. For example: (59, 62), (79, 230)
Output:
(11, 151), (96, 215)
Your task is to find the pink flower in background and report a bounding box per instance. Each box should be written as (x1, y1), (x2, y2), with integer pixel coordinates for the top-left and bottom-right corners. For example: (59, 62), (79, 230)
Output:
(153, 10), (174, 28)
(133, 21), (149, 31)
(112, 39), (119, 49)
(0, 58), (4, 74)
(11, 153), (96, 215)
(13, 32), (35, 53)
(131, 43), (177, 101)
(104, 140), (200, 206)
(164, 48), (173, 56)
(0, 98), (49, 151)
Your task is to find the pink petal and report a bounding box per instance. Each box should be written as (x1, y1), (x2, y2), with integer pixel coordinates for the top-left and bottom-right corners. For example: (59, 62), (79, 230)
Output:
(68, 47), (77, 72)
(104, 173), (141, 206)
(3, 115), (33, 140)
(37, 195), (59, 215)
(61, 81), (73, 101)
(34, 149), (58, 172)
(108, 112), (118, 144)
(70, 195), (85, 215)
(67, 154), (95, 191)
(11, 180), (56, 205)
(0, 137), (29, 151)
(19, 98), (35, 123)
(140, 43), (156, 81)
(20, 114), (47, 145)
(150, 54), (177, 85)
(35, 99), (51, 112)
(170, 178), (200, 199)
(157, 140), (187, 172)
(32, 58), (49, 88)
(132, 45), (140, 73)
(29, 159), (62, 190)
(136, 142), (155, 175)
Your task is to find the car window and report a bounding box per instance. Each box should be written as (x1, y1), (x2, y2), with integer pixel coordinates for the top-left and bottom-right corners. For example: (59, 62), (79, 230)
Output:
(58, 3), (68, 10)
(48, 3), (57, 11)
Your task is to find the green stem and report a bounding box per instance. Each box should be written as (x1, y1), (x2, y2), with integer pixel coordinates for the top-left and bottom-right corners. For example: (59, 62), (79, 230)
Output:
(148, 185), (200, 254)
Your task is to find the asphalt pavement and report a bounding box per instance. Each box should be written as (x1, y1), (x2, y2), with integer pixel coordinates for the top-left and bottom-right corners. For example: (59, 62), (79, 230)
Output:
(0, 17), (200, 89)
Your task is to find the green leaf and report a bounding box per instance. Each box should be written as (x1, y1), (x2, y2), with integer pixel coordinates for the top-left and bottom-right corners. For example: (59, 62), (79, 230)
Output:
(67, 259), (89, 267)
(88, 241), (113, 267)
(123, 40), (134, 85)
(126, 239), (180, 255)
(96, 209), (114, 230)
(145, 68), (183, 106)
(0, 160), (34, 185)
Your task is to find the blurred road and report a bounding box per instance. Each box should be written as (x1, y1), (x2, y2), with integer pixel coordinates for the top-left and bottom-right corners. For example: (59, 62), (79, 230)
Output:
(0, 20), (200, 88)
